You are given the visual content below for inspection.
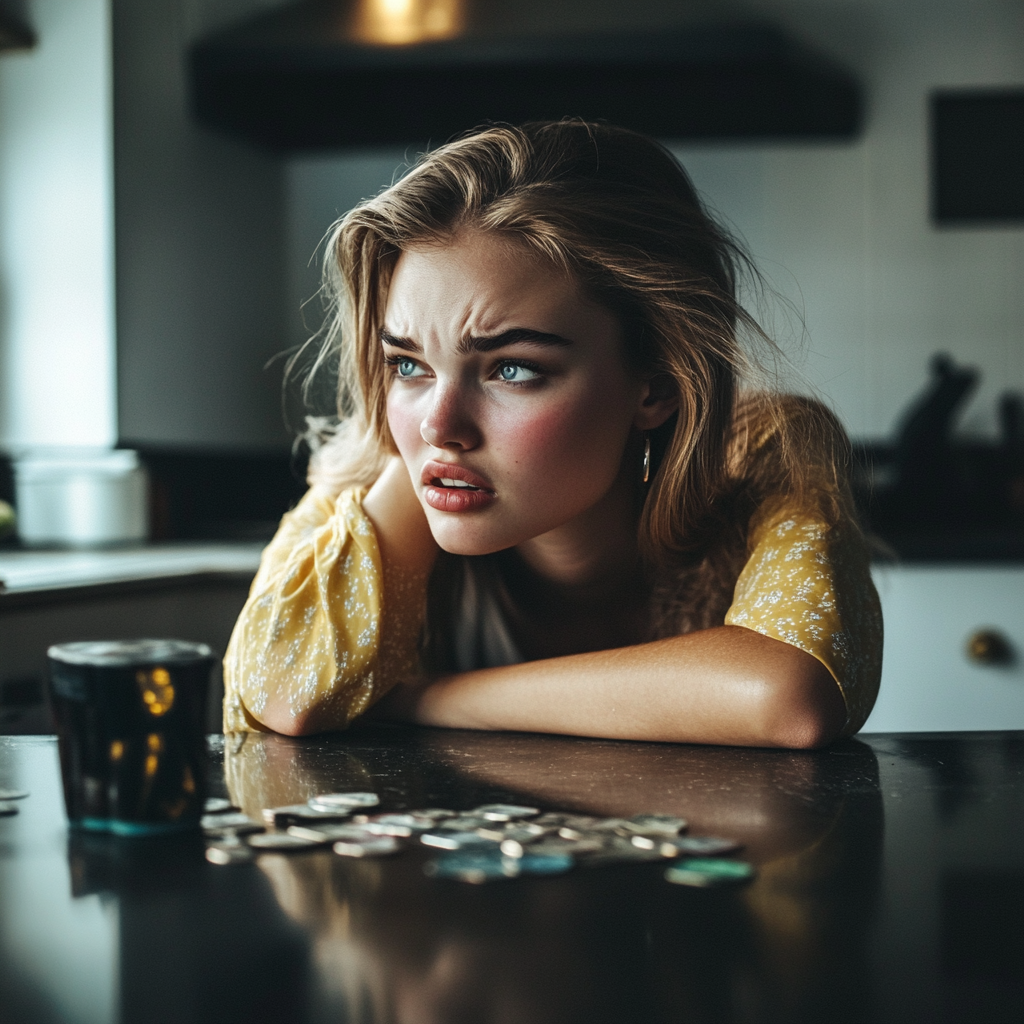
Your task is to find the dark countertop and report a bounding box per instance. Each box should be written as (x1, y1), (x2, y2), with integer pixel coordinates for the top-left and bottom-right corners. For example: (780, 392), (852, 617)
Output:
(1, 728), (1021, 1024)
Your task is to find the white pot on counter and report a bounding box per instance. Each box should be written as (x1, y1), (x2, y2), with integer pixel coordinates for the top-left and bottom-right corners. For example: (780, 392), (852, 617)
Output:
(12, 449), (148, 547)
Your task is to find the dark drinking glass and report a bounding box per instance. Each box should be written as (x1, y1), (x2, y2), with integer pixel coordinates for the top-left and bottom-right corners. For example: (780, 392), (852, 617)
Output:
(47, 640), (214, 836)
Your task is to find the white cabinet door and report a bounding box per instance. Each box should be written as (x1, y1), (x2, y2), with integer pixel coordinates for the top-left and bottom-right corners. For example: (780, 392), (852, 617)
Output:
(863, 565), (1024, 733)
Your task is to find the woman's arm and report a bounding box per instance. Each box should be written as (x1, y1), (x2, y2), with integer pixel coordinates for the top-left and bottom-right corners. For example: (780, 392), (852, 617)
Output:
(240, 458), (437, 737)
(377, 625), (847, 749)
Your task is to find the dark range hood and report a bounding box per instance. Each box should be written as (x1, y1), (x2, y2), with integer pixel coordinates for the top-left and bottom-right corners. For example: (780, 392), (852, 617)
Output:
(190, 0), (861, 152)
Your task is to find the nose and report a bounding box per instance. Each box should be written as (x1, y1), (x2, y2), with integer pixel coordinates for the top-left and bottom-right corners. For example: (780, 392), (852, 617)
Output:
(420, 381), (481, 451)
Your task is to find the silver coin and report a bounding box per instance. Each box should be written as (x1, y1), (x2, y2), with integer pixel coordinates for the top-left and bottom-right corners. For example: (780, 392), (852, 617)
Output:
(0, 789), (29, 801)
(367, 812), (436, 831)
(559, 815), (602, 830)
(475, 825), (509, 841)
(581, 838), (665, 866)
(203, 798), (238, 814)
(472, 804), (540, 822)
(420, 831), (499, 851)
(263, 804), (351, 827)
(661, 835), (742, 856)
(333, 836), (401, 858)
(206, 844), (254, 866)
(359, 821), (412, 838)
(308, 792), (379, 810)
(533, 812), (570, 827)
(437, 816), (492, 832)
(0, 801), (19, 817)
(201, 812), (263, 832)
(621, 814), (688, 836)
(284, 825), (335, 845)
(526, 837), (604, 858)
(412, 808), (457, 820)
(247, 832), (321, 851)
(589, 818), (636, 834)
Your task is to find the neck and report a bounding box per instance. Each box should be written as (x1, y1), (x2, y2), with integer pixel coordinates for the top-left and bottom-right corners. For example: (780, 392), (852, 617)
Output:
(511, 466), (643, 603)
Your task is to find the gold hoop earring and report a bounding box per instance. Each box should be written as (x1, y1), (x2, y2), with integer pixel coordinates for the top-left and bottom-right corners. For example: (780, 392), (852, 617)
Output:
(642, 433), (651, 484)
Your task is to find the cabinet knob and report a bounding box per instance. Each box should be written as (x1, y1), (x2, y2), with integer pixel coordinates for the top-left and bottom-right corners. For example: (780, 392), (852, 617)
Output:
(966, 630), (1014, 666)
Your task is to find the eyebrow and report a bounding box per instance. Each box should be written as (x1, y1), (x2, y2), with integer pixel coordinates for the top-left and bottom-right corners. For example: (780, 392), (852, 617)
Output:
(379, 327), (572, 353)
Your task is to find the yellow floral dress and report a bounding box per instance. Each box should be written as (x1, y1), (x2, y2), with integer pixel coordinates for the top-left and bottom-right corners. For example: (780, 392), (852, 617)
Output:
(223, 488), (882, 737)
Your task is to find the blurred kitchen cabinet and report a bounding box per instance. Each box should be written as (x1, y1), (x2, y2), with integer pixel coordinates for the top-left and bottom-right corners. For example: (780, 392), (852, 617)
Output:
(865, 565), (1024, 732)
(0, 576), (252, 733)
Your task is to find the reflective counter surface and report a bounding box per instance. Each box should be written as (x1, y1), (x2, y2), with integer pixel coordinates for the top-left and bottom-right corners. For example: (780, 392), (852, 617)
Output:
(1, 728), (1021, 1023)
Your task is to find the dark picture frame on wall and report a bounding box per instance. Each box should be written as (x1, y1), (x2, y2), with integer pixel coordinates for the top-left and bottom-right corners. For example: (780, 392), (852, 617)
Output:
(931, 89), (1024, 225)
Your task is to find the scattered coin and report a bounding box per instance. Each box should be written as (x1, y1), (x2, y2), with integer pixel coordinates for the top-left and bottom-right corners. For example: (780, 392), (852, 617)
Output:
(203, 798), (238, 814)
(581, 837), (666, 866)
(421, 831), (499, 851)
(361, 821), (412, 838)
(533, 812), (570, 827)
(263, 804), (352, 827)
(472, 804), (540, 822)
(247, 832), (322, 852)
(629, 835), (659, 851)
(436, 816), (492, 833)
(531, 837), (604, 858)
(206, 843), (254, 866)
(0, 801), (19, 817)
(292, 824), (383, 842)
(333, 836), (401, 858)
(416, 808), (457, 820)
(662, 835), (742, 857)
(308, 792), (379, 811)
(284, 825), (336, 845)
(621, 814), (688, 836)
(507, 822), (551, 839)
(201, 812), (264, 834)
(0, 789), (29, 801)
(665, 858), (755, 887)
(367, 812), (436, 832)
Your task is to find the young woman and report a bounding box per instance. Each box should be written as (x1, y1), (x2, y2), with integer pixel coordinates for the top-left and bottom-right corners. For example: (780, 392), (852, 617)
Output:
(223, 120), (882, 747)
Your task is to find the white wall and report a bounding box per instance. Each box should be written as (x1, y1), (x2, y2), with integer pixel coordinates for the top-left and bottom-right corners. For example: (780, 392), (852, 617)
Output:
(284, 0), (1024, 440)
(0, 0), (117, 451)
(113, 0), (293, 451)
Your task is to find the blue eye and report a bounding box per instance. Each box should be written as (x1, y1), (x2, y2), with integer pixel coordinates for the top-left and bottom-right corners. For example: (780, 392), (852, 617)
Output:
(397, 358), (421, 377)
(498, 362), (539, 382)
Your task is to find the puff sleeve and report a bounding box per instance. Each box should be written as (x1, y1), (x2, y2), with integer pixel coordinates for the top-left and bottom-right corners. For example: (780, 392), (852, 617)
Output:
(222, 487), (387, 733)
(724, 509), (883, 737)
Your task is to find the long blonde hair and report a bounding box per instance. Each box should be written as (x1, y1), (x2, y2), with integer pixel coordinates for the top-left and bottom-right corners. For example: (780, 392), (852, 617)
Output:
(304, 120), (856, 636)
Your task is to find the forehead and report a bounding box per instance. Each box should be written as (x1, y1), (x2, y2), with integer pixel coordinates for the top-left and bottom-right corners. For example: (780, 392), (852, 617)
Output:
(383, 231), (588, 337)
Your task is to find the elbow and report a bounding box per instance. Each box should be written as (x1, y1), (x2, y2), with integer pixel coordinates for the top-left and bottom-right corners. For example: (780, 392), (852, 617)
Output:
(256, 701), (323, 737)
(758, 656), (847, 750)
(767, 704), (843, 750)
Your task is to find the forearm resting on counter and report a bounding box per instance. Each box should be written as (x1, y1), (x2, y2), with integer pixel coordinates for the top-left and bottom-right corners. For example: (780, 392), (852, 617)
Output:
(373, 625), (847, 749)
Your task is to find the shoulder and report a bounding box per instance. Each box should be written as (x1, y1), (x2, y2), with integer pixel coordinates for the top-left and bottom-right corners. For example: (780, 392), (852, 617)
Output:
(727, 392), (855, 536)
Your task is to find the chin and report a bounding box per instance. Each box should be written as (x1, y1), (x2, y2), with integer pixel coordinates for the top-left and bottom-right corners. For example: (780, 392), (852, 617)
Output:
(426, 516), (520, 558)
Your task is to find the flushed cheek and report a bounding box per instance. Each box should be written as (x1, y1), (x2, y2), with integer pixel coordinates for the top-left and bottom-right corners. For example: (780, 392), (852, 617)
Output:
(490, 399), (625, 497)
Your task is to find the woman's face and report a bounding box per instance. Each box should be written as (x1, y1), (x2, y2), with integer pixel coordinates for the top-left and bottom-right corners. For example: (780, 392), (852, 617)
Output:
(383, 230), (659, 556)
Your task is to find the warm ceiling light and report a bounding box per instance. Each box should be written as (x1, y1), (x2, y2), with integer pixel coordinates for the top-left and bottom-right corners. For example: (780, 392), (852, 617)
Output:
(351, 0), (464, 45)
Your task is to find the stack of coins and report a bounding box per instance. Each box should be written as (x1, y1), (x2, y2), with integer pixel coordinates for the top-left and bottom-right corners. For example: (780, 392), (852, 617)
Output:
(202, 793), (755, 886)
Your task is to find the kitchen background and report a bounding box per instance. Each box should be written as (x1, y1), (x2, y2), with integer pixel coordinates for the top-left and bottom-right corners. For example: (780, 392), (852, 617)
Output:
(0, 0), (1021, 732)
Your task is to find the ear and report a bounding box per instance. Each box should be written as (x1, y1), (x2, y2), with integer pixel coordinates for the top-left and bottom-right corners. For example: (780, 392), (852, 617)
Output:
(633, 373), (678, 431)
